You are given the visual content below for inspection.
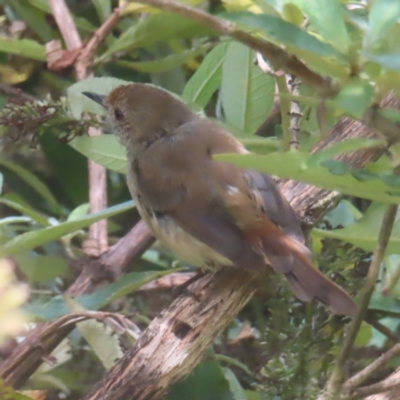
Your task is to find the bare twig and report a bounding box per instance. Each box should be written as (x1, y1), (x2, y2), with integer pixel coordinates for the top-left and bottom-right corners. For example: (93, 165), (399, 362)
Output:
(348, 377), (400, 399)
(343, 344), (400, 394)
(288, 76), (301, 150)
(321, 204), (399, 400)
(0, 82), (36, 102)
(47, 1), (127, 255)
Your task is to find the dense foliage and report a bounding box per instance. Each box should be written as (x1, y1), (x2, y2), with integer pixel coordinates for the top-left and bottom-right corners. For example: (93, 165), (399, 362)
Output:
(1, 0), (400, 399)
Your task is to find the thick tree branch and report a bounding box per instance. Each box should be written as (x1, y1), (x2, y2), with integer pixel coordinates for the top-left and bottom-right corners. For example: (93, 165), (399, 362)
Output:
(80, 93), (399, 400)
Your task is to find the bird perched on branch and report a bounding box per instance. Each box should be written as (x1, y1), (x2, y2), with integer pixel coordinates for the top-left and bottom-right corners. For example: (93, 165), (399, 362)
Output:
(83, 84), (356, 316)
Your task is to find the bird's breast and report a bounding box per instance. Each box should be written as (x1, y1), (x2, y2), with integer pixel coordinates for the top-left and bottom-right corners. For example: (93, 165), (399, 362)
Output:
(137, 202), (233, 270)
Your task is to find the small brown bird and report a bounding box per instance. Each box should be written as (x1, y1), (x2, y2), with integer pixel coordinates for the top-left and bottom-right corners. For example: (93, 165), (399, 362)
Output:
(83, 84), (356, 316)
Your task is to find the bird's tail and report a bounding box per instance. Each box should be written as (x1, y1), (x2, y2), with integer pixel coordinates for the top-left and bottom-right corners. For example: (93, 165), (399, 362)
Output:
(262, 232), (356, 316)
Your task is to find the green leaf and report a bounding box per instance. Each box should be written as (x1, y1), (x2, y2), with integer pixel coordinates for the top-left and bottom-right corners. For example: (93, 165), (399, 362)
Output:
(67, 203), (90, 221)
(98, 13), (216, 63)
(0, 157), (61, 214)
(0, 198), (50, 226)
(26, 269), (177, 320)
(290, 0), (349, 52)
(354, 322), (373, 346)
(0, 37), (46, 60)
(222, 368), (247, 400)
(221, 11), (343, 58)
(10, 0), (53, 42)
(0, 200), (135, 257)
(65, 296), (123, 370)
(117, 43), (212, 73)
(313, 202), (400, 254)
(307, 138), (386, 168)
(168, 360), (235, 400)
(334, 82), (375, 119)
(70, 135), (127, 174)
(215, 152), (400, 204)
(14, 252), (68, 283)
(92, 0), (111, 21)
(365, 53), (400, 71)
(365, 0), (400, 49)
(221, 42), (275, 135)
(67, 77), (130, 118)
(183, 42), (228, 108)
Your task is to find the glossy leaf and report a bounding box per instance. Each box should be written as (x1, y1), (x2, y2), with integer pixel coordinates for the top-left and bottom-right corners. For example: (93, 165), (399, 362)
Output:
(215, 152), (400, 204)
(221, 42), (275, 135)
(0, 201), (135, 257)
(313, 202), (400, 254)
(183, 42), (229, 108)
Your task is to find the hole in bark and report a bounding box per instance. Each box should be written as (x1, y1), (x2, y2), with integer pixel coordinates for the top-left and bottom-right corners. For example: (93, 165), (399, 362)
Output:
(173, 320), (192, 339)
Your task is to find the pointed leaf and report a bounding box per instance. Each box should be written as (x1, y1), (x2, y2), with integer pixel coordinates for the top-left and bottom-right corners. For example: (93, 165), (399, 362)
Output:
(215, 152), (400, 204)
(0, 37), (45, 60)
(221, 42), (275, 135)
(0, 201), (134, 257)
(183, 42), (228, 107)
(221, 12), (343, 58)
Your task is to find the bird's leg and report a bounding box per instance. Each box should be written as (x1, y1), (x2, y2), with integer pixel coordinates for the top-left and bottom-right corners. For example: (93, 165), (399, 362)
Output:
(172, 270), (209, 299)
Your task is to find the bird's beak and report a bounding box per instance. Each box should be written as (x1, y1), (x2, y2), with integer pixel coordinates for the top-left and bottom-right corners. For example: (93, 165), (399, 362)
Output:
(82, 92), (106, 108)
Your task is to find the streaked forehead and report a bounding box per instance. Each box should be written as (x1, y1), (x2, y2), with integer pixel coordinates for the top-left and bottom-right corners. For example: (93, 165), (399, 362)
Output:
(107, 84), (134, 104)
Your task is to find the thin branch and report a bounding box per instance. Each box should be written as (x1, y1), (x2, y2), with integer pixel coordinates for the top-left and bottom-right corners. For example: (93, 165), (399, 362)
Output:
(365, 317), (400, 344)
(321, 204), (399, 400)
(47, 1), (126, 255)
(0, 82), (36, 102)
(343, 344), (400, 393)
(47, 0), (82, 50)
(347, 377), (400, 399)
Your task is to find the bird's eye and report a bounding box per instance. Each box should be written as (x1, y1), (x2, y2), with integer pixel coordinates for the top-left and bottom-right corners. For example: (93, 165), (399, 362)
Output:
(114, 108), (124, 121)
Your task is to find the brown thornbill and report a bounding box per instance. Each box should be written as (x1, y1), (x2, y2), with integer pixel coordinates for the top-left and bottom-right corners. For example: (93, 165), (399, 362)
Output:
(83, 84), (356, 316)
